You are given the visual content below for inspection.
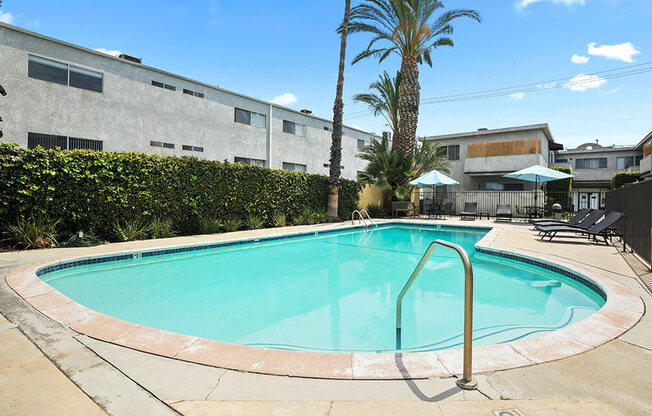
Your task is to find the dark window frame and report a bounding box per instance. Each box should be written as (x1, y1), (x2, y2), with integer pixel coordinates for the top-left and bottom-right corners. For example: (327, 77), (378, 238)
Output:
(28, 55), (104, 93)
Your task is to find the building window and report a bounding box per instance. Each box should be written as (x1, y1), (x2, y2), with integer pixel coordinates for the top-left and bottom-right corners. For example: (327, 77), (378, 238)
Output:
(28, 132), (103, 150)
(234, 108), (266, 128)
(152, 80), (176, 91)
(182, 145), (204, 152)
(555, 158), (568, 163)
(485, 183), (524, 191)
(183, 89), (205, 98)
(617, 156), (636, 170)
(439, 145), (460, 161)
(283, 120), (306, 136)
(282, 162), (307, 172)
(150, 140), (175, 149)
(576, 158), (607, 169)
(357, 139), (367, 149)
(28, 55), (103, 93)
(323, 163), (344, 169)
(324, 126), (333, 132)
(28, 132), (67, 149)
(234, 156), (265, 167)
(69, 137), (103, 151)
(635, 155), (643, 166)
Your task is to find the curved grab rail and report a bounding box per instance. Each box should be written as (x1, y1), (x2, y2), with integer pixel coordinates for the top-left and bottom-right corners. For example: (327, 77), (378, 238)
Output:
(395, 239), (476, 390)
(351, 210), (368, 227)
(359, 209), (374, 226)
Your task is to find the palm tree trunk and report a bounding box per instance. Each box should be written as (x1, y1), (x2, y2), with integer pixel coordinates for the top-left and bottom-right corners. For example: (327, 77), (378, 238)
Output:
(328, 0), (351, 222)
(396, 56), (420, 156)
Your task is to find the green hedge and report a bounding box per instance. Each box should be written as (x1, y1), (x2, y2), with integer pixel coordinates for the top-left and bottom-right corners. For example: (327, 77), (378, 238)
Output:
(611, 171), (640, 189)
(547, 167), (572, 195)
(0, 143), (361, 238)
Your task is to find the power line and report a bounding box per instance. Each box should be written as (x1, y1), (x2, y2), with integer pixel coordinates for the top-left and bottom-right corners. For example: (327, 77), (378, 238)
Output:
(344, 61), (652, 120)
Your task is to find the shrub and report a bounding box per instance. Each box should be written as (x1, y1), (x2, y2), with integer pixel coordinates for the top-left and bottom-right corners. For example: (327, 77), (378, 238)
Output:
(295, 207), (316, 225)
(611, 172), (640, 189)
(247, 214), (264, 230)
(198, 215), (222, 234)
(313, 211), (328, 224)
(365, 202), (387, 218)
(0, 143), (362, 238)
(113, 219), (148, 242)
(223, 218), (243, 232)
(6, 215), (59, 249)
(548, 167), (572, 195)
(149, 217), (176, 239)
(64, 229), (101, 247)
(272, 212), (287, 227)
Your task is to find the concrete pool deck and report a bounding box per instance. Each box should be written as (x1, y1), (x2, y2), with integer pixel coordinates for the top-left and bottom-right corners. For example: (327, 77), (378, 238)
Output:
(1, 219), (650, 415)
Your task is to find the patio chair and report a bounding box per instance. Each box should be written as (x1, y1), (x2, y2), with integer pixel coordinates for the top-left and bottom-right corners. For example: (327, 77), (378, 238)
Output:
(537, 211), (624, 245)
(534, 209), (604, 232)
(495, 204), (512, 222)
(460, 202), (478, 221)
(392, 201), (417, 217)
(442, 202), (454, 217)
(530, 208), (591, 227)
(515, 206), (528, 223)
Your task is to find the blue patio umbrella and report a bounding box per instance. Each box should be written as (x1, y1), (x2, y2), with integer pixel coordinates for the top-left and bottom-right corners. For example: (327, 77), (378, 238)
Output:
(409, 170), (459, 187)
(503, 165), (573, 202)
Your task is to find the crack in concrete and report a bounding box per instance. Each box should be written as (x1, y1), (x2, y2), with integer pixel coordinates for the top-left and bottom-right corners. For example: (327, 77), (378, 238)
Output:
(325, 401), (334, 415)
(204, 369), (227, 401)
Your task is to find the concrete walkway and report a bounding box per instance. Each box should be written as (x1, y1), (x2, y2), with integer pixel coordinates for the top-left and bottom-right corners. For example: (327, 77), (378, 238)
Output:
(1, 220), (650, 415)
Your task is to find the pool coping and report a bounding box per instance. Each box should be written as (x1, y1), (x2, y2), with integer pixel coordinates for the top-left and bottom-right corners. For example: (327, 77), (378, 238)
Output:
(4, 221), (644, 380)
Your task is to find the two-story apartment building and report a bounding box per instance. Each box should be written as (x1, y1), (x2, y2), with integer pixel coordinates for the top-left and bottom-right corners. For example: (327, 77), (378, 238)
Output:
(551, 141), (644, 209)
(423, 124), (562, 191)
(0, 22), (372, 180)
(637, 130), (652, 179)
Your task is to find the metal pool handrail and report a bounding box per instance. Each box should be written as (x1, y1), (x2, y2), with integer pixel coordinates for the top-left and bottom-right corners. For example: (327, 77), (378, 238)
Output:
(351, 210), (368, 227)
(359, 209), (374, 226)
(395, 239), (477, 390)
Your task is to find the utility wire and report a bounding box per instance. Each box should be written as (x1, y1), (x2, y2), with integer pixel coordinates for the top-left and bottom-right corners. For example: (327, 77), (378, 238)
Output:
(344, 61), (652, 119)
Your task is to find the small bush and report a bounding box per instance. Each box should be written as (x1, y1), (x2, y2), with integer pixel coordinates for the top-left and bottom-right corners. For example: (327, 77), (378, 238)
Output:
(149, 218), (176, 239)
(113, 219), (148, 242)
(611, 171), (640, 189)
(198, 215), (222, 234)
(365, 203), (387, 218)
(223, 218), (243, 232)
(295, 207), (316, 225)
(6, 215), (59, 249)
(313, 211), (328, 224)
(272, 212), (287, 227)
(65, 229), (101, 247)
(247, 214), (264, 230)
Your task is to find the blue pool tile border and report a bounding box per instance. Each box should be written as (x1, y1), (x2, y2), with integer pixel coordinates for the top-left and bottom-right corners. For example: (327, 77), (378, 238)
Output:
(475, 246), (607, 301)
(36, 221), (604, 303)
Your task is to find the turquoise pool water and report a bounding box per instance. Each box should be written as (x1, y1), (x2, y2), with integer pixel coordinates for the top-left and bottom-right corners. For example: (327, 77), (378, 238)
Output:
(41, 224), (604, 352)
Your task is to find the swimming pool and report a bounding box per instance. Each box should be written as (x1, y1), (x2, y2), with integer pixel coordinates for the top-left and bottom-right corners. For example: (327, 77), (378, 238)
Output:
(38, 223), (604, 353)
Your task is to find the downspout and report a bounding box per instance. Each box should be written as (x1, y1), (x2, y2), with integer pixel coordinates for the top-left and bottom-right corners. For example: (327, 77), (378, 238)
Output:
(266, 104), (273, 168)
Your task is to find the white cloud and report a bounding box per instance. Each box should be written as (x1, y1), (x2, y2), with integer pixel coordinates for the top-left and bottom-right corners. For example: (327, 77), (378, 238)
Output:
(564, 74), (607, 92)
(537, 82), (557, 90)
(0, 11), (15, 24)
(571, 54), (590, 64)
(509, 92), (525, 100)
(25, 19), (41, 29)
(516, 0), (585, 10)
(271, 92), (298, 106)
(94, 48), (121, 57)
(603, 87), (621, 95)
(352, 125), (362, 130)
(587, 42), (640, 63)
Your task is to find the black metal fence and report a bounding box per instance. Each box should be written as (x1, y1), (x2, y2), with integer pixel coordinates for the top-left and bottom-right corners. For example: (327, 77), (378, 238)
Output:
(413, 190), (574, 217)
(605, 180), (652, 265)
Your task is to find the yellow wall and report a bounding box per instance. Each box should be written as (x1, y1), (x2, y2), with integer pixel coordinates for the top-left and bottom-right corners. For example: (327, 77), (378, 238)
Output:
(359, 185), (385, 209)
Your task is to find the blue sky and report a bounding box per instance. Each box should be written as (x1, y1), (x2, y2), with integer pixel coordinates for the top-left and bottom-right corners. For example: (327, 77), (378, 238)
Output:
(1, 0), (651, 148)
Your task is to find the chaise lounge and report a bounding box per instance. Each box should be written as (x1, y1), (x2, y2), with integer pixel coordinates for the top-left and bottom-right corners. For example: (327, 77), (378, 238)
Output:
(537, 211), (624, 245)
(460, 202), (478, 221)
(534, 209), (604, 232)
(530, 208), (591, 226)
(495, 204), (512, 222)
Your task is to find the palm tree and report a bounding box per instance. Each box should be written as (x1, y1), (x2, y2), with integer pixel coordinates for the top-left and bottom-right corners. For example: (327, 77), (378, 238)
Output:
(327, 0), (352, 222)
(357, 135), (449, 206)
(353, 71), (401, 149)
(348, 0), (481, 156)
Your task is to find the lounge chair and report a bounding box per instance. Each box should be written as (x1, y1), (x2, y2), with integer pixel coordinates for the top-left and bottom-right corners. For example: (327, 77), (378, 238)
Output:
(392, 201), (417, 217)
(538, 211), (624, 244)
(534, 209), (604, 232)
(530, 208), (592, 227)
(495, 204), (512, 221)
(460, 202), (478, 220)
